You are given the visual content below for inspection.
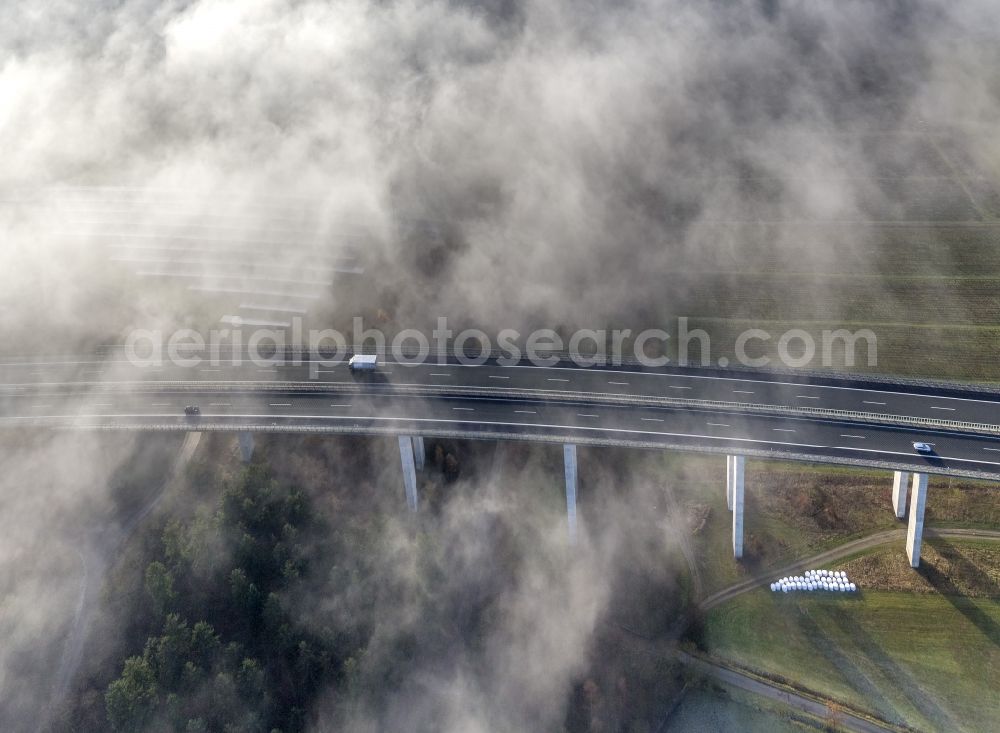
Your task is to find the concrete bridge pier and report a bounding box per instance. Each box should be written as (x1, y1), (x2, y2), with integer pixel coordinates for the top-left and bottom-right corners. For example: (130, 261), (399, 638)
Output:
(892, 470), (910, 518)
(729, 455), (746, 558)
(564, 444), (578, 544)
(398, 436), (419, 511)
(906, 473), (929, 567)
(726, 455), (735, 510)
(412, 436), (425, 471)
(238, 432), (255, 464)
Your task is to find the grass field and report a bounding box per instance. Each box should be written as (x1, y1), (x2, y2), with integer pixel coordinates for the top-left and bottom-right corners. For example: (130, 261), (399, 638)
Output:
(663, 684), (811, 733)
(682, 458), (1000, 595)
(699, 585), (1000, 732)
(840, 539), (1000, 598)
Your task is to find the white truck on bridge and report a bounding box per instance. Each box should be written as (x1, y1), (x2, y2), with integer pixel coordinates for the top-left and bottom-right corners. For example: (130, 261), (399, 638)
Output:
(348, 354), (378, 371)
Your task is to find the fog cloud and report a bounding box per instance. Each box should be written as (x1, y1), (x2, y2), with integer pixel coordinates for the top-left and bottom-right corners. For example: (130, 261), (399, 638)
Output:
(1, 0), (999, 730)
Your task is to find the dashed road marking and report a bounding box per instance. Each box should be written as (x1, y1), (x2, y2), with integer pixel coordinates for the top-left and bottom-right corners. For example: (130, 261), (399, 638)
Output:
(707, 422), (730, 427)
(840, 434), (867, 439)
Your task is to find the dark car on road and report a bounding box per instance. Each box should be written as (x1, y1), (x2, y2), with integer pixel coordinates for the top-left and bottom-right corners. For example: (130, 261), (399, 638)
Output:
(184, 405), (201, 416)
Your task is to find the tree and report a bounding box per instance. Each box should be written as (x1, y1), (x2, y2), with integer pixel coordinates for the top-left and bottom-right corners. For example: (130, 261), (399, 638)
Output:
(105, 656), (157, 732)
(144, 561), (177, 618)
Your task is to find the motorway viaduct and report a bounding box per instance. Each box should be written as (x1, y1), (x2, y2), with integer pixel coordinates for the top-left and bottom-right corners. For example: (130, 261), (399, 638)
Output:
(3, 351), (1000, 566)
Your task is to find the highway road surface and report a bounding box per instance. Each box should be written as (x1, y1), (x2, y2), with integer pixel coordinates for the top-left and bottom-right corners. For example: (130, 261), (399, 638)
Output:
(2, 352), (1000, 479)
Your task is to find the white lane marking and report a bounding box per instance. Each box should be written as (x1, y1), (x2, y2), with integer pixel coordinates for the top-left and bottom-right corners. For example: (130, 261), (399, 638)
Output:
(773, 428), (796, 433)
(577, 413), (599, 418)
(82, 369), (104, 374)
(30, 404), (51, 409)
(17, 409), (1000, 469)
(641, 418), (664, 422)
(930, 406), (956, 411)
(733, 390), (754, 395)
(548, 378), (570, 382)
(468, 363), (1000, 409)
(707, 422), (730, 427)
(796, 395), (821, 400)
(608, 381), (630, 386)
(515, 410), (537, 414)
(489, 375), (510, 380)
(840, 434), (867, 439)
(48, 413), (834, 454)
(430, 373), (450, 377)
(329, 404), (351, 408)
(984, 448), (1000, 453)
(863, 400), (886, 406)
(827, 444), (1000, 469)
(269, 403), (291, 407)
(669, 385), (691, 390)
(91, 403), (113, 407)
(258, 368), (277, 373)
(14, 357), (1000, 416)
(453, 407), (474, 411)
(199, 368), (222, 373)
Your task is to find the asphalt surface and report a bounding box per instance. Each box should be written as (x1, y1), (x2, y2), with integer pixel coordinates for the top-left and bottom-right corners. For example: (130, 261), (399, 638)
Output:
(3, 354), (1000, 479)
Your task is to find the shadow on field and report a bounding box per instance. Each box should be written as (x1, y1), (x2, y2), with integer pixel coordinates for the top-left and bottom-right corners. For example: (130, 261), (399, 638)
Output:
(919, 539), (1000, 649)
(824, 605), (959, 731)
(793, 605), (903, 726)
